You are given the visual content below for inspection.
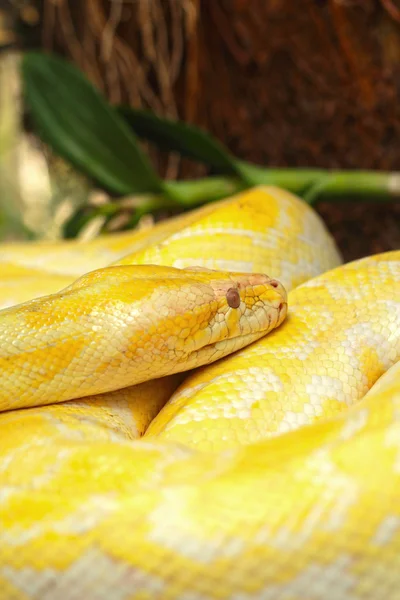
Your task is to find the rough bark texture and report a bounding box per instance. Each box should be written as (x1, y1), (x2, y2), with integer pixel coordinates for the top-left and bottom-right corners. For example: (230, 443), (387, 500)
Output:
(197, 1), (400, 170)
(29, 0), (400, 258)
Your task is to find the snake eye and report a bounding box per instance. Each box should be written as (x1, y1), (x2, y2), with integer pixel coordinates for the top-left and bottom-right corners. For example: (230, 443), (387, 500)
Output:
(226, 288), (241, 309)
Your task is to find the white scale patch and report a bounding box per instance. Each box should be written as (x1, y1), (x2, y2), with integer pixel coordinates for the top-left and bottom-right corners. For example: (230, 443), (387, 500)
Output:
(323, 281), (367, 302)
(2, 494), (119, 547)
(248, 336), (321, 361)
(343, 322), (398, 371)
(338, 407), (369, 441)
(384, 424), (400, 474)
(57, 397), (141, 439)
(0, 444), (72, 510)
(276, 411), (314, 434)
(303, 448), (360, 533)
(305, 375), (348, 406)
(42, 412), (126, 443)
(167, 381), (211, 406)
(147, 488), (244, 563)
(169, 225), (272, 244)
(231, 555), (358, 600)
(173, 257), (254, 274)
(372, 515), (400, 546)
(170, 367), (284, 424)
(52, 495), (120, 535)
(1, 547), (165, 600)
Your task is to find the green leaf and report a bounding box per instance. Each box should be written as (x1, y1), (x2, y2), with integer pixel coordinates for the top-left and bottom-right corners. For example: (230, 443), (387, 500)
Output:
(117, 107), (291, 189)
(118, 106), (240, 175)
(22, 52), (163, 196)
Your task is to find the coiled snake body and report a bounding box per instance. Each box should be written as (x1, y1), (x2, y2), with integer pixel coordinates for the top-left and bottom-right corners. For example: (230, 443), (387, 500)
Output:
(0, 186), (400, 599)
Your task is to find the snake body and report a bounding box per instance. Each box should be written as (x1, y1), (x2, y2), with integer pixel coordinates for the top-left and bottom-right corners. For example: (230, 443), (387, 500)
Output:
(0, 186), (400, 599)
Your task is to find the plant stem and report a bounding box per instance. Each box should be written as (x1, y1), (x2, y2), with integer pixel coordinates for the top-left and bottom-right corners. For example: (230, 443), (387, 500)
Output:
(160, 169), (400, 208)
(163, 176), (247, 206)
(236, 162), (326, 194)
(302, 171), (400, 204)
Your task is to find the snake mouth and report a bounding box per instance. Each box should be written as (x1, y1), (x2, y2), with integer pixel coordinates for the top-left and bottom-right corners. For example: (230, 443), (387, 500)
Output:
(238, 297), (288, 339)
(182, 296), (288, 371)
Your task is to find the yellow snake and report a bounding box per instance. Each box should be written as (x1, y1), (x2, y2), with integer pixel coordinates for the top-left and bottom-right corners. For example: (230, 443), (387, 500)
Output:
(0, 186), (400, 599)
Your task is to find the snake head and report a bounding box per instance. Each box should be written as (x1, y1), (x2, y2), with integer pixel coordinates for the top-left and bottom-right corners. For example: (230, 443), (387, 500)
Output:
(172, 266), (288, 368)
(77, 264), (287, 378)
(78, 264), (287, 377)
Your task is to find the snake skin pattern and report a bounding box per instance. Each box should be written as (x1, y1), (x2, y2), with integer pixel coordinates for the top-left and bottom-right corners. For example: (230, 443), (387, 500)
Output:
(0, 186), (399, 600)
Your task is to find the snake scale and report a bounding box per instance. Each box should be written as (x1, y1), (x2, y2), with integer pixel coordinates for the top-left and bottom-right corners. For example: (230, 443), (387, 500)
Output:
(0, 186), (400, 599)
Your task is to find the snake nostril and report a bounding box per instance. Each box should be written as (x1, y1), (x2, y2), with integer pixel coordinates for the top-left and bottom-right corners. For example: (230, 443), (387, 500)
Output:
(270, 280), (279, 288)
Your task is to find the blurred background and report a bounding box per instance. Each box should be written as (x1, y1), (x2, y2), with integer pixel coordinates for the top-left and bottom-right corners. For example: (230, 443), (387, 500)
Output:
(1, 0), (399, 260)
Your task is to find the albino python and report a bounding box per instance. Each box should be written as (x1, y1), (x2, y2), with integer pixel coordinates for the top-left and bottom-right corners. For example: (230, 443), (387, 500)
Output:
(0, 186), (400, 599)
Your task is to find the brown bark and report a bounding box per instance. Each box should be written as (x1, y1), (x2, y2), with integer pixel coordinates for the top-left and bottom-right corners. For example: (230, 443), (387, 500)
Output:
(193, 0), (400, 171)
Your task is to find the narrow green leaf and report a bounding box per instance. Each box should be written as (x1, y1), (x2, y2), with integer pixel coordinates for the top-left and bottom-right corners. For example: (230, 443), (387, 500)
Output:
(22, 52), (163, 196)
(118, 106), (240, 175)
(118, 107), (309, 190)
